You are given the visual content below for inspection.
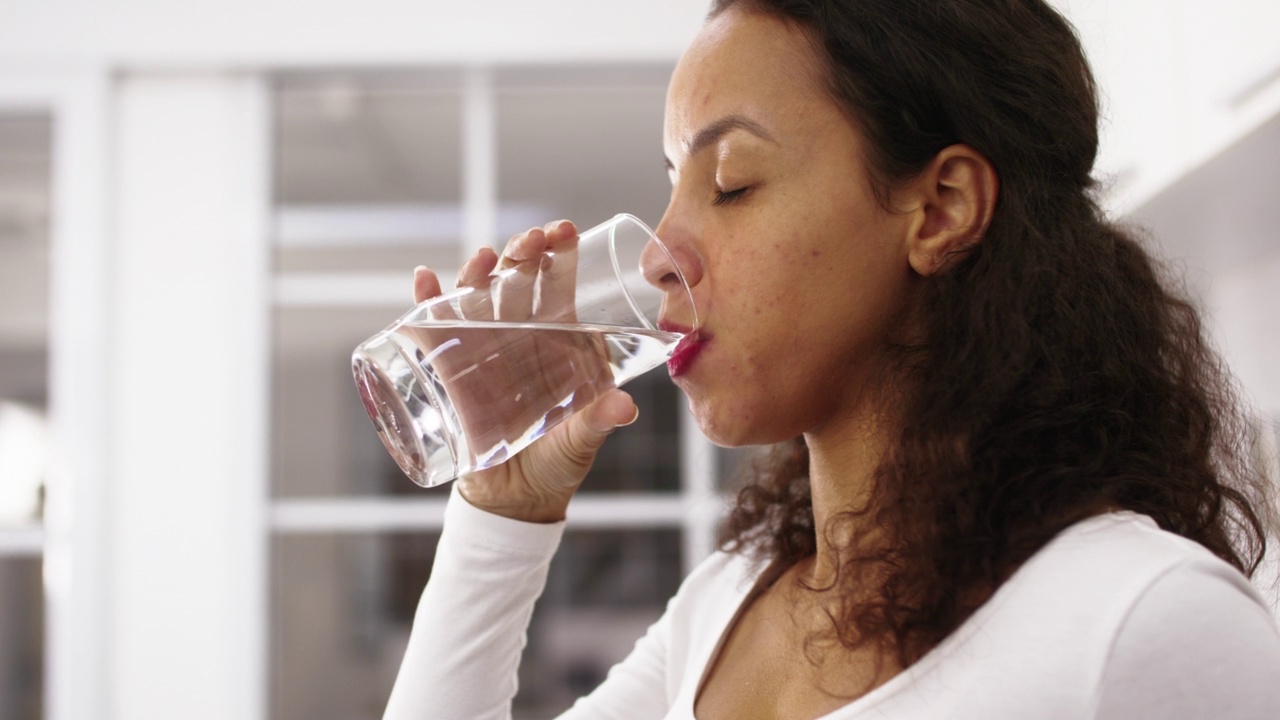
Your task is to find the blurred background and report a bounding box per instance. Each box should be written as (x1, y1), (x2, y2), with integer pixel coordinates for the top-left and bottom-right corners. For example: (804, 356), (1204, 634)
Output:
(1, 1), (1278, 719)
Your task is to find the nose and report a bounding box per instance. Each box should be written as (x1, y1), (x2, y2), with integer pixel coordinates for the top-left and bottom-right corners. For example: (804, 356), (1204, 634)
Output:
(640, 209), (702, 328)
(647, 209), (703, 290)
(639, 237), (683, 291)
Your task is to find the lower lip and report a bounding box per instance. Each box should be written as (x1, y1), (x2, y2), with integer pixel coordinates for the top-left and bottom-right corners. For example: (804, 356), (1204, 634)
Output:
(667, 334), (705, 377)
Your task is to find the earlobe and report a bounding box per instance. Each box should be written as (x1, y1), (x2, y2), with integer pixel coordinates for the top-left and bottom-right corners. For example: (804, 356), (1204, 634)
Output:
(906, 144), (999, 277)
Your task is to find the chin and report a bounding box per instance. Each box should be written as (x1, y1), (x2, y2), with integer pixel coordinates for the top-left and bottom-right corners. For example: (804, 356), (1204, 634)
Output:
(687, 398), (790, 448)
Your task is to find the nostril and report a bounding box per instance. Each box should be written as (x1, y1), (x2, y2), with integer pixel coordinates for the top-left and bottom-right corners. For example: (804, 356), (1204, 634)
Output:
(640, 238), (680, 289)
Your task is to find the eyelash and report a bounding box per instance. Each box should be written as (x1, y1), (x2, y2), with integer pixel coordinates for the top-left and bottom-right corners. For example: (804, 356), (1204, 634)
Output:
(713, 187), (749, 206)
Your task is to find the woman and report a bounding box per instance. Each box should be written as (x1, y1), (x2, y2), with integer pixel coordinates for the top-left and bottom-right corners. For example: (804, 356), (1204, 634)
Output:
(385, 1), (1280, 718)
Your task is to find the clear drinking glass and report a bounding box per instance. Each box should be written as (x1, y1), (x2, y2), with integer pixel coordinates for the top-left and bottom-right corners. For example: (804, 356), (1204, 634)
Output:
(352, 214), (696, 488)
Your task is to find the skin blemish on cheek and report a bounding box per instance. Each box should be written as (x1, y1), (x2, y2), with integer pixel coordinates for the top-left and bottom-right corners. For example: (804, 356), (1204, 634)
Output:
(811, 250), (821, 258)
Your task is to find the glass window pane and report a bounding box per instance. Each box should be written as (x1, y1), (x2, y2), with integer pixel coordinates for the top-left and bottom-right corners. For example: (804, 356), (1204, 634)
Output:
(0, 112), (51, 522)
(522, 528), (682, 718)
(0, 557), (44, 720)
(0, 112), (50, 720)
(271, 532), (436, 720)
(270, 305), (451, 498)
(270, 528), (681, 720)
(716, 444), (761, 494)
(273, 74), (465, 276)
(496, 65), (673, 240)
(580, 371), (682, 493)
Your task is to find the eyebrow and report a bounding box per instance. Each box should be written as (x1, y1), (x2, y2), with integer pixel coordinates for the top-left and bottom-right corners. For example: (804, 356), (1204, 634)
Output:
(664, 115), (778, 170)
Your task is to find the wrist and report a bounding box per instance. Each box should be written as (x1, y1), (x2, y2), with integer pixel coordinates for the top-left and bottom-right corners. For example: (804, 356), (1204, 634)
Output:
(455, 478), (571, 524)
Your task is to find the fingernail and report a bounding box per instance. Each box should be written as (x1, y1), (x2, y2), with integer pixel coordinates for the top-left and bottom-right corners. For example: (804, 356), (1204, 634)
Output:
(619, 407), (640, 427)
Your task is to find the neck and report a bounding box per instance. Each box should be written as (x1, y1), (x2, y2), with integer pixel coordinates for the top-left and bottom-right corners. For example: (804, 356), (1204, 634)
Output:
(801, 406), (895, 587)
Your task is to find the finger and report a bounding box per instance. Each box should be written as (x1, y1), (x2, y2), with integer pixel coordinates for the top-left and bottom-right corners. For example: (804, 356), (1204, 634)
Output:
(494, 258), (537, 321)
(559, 389), (639, 461)
(473, 247), (500, 280)
(413, 266), (443, 304)
(499, 227), (549, 270)
(454, 247), (499, 288)
(537, 236), (579, 322)
(457, 247), (499, 322)
(542, 219), (578, 249)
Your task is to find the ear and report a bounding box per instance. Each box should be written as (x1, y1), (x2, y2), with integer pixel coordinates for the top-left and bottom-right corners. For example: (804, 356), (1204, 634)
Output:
(902, 144), (998, 277)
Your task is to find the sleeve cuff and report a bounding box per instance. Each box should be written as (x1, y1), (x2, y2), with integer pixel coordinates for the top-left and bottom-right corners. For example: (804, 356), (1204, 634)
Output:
(443, 482), (566, 559)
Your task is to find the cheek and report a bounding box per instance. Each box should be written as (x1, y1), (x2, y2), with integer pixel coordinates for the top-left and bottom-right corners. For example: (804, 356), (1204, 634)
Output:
(717, 235), (820, 308)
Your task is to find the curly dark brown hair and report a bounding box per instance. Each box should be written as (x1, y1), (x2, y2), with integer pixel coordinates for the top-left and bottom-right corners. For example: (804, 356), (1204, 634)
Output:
(710, 0), (1277, 667)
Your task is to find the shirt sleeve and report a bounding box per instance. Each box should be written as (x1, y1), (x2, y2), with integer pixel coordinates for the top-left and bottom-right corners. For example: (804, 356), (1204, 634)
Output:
(1091, 559), (1280, 720)
(382, 485), (566, 720)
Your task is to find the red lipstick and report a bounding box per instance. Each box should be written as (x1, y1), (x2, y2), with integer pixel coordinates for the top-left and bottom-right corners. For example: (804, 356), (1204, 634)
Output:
(661, 321), (704, 377)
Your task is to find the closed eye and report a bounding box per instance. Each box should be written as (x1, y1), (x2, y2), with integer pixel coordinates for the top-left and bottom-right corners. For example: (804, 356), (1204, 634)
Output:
(713, 187), (750, 206)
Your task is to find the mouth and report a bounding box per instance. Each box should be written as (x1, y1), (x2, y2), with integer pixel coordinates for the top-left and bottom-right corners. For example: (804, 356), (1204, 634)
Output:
(660, 320), (705, 378)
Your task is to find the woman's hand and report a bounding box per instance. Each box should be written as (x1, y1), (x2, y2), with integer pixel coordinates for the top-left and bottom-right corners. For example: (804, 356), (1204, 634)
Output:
(411, 220), (639, 523)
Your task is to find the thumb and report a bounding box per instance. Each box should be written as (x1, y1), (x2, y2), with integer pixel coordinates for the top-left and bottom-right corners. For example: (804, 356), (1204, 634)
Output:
(560, 389), (638, 462)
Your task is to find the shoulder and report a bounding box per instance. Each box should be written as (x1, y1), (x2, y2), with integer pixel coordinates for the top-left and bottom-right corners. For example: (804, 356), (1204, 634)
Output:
(975, 512), (1280, 688)
(1008, 511), (1268, 613)
(1046, 512), (1280, 657)
(882, 515), (1280, 719)
(1084, 522), (1280, 718)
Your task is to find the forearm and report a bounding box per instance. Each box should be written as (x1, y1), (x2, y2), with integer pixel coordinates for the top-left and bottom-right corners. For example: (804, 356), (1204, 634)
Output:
(383, 485), (565, 720)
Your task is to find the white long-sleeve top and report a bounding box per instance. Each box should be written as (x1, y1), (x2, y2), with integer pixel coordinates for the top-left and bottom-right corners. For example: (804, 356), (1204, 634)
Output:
(383, 487), (1280, 719)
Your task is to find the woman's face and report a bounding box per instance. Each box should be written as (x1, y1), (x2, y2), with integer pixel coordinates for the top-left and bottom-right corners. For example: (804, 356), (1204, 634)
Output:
(657, 8), (918, 447)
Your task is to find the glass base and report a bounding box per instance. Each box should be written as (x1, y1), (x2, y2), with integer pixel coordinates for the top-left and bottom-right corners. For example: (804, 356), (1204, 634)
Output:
(351, 332), (459, 487)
